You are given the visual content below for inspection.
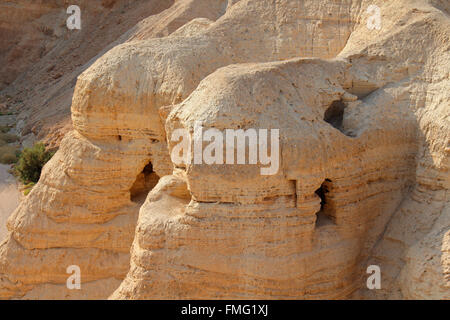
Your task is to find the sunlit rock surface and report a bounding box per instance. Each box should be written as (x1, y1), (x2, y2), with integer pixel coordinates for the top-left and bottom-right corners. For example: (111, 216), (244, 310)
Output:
(0, 0), (448, 299)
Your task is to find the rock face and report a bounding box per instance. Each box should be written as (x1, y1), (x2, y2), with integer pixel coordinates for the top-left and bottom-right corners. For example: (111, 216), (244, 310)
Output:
(0, 0), (231, 299)
(0, 165), (20, 241)
(0, 0), (226, 147)
(0, 0), (449, 299)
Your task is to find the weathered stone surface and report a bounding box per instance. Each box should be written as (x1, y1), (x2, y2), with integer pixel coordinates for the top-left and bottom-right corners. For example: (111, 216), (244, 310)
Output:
(0, 0), (228, 147)
(0, 0), (448, 299)
(113, 0), (450, 299)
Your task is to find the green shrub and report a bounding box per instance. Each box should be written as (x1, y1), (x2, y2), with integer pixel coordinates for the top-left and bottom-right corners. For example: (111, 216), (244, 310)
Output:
(1, 153), (17, 164)
(0, 125), (10, 133)
(15, 142), (55, 184)
(0, 145), (19, 164)
(0, 132), (19, 143)
(23, 182), (36, 196)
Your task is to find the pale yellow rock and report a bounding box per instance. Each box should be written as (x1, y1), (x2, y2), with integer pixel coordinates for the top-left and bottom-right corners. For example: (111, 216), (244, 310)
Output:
(0, 0), (448, 300)
(113, 0), (450, 299)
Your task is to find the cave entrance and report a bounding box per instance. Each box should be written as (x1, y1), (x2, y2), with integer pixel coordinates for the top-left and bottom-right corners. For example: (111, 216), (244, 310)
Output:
(130, 162), (160, 202)
(324, 100), (346, 131)
(314, 179), (336, 227)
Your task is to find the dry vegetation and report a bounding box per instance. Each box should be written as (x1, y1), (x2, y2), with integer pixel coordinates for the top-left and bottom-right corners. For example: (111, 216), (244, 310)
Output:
(0, 126), (19, 164)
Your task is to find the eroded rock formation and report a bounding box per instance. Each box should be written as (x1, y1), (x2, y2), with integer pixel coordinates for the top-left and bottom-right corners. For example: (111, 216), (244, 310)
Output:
(0, 0), (448, 299)
(0, 0), (228, 147)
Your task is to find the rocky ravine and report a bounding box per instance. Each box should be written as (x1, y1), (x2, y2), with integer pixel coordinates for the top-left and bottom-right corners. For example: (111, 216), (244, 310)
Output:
(0, 0), (448, 299)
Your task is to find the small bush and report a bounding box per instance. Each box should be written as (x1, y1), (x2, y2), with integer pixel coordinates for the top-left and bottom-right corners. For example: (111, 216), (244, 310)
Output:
(0, 145), (19, 164)
(39, 25), (54, 37)
(0, 132), (19, 143)
(0, 125), (10, 133)
(23, 182), (36, 196)
(1, 153), (17, 164)
(15, 142), (55, 184)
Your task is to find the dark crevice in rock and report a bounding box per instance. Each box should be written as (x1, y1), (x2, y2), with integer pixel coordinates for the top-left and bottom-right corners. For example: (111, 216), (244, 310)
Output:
(314, 179), (336, 227)
(324, 100), (355, 137)
(130, 162), (160, 202)
(324, 100), (346, 130)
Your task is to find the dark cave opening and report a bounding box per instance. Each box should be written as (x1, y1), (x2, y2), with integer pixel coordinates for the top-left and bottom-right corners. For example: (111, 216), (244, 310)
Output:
(314, 179), (336, 227)
(324, 100), (346, 131)
(130, 162), (160, 202)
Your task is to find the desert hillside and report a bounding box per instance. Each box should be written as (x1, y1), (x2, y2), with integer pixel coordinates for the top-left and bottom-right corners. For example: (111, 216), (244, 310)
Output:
(0, 0), (448, 299)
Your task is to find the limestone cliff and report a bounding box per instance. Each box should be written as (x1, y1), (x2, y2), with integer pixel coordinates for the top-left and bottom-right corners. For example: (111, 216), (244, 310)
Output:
(0, 0), (448, 299)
